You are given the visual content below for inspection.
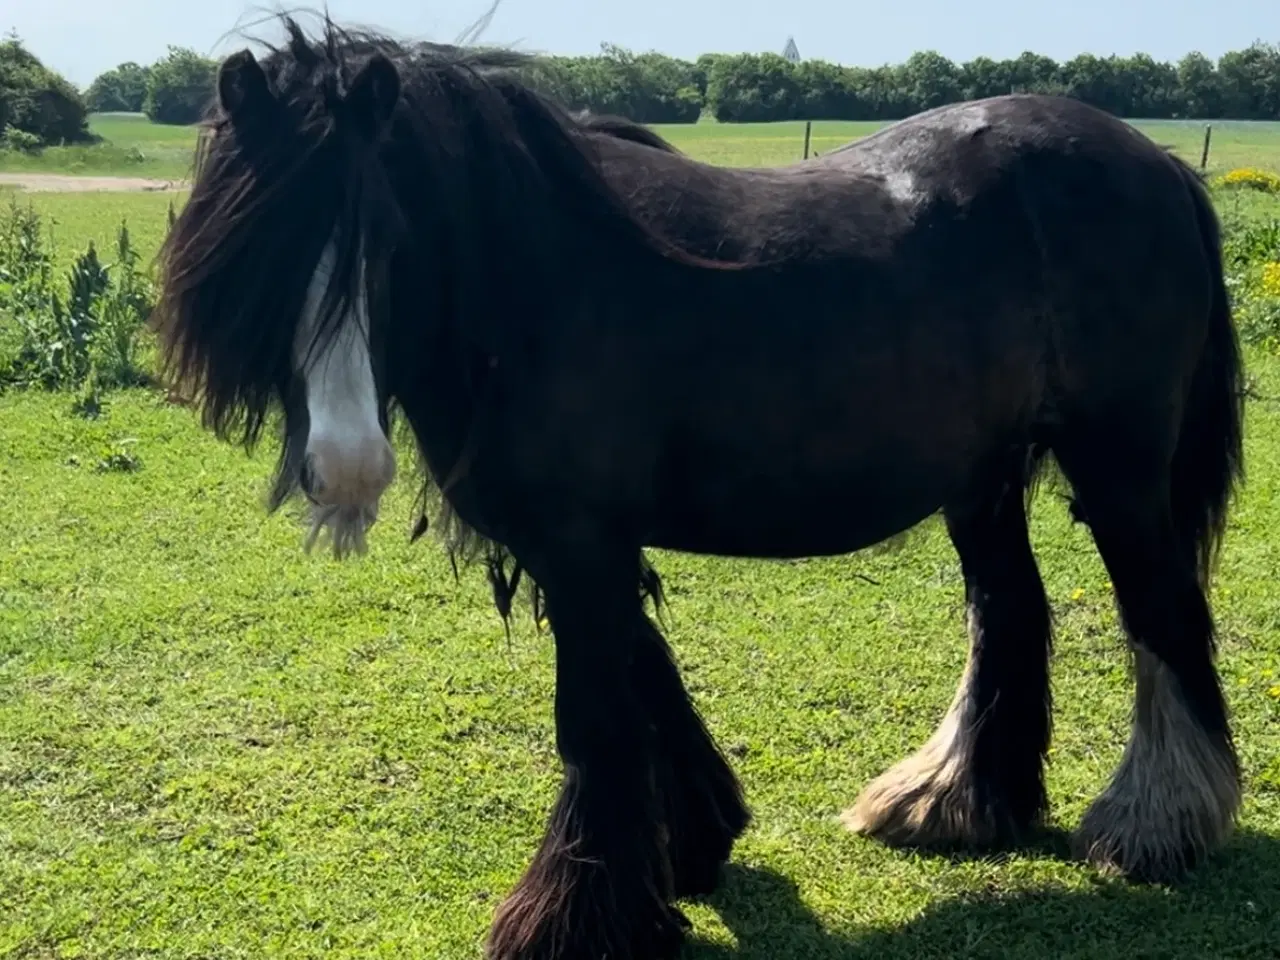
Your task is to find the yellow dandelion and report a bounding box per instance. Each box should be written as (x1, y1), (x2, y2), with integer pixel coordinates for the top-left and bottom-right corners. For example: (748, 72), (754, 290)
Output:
(1263, 262), (1280, 298)
(1269, 685), (1280, 699)
(1070, 587), (1085, 601)
(1217, 167), (1280, 194)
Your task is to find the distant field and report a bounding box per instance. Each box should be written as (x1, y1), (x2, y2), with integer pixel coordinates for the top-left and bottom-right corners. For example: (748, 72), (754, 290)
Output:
(668, 118), (1280, 172)
(88, 113), (196, 144)
(2, 113), (1280, 280)
(2, 112), (1280, 181)
(1134, 119), (1280, 175)
(657, 120), (887, 166)
(0, 114), (199, 180)
(3, 111), (1279, 279)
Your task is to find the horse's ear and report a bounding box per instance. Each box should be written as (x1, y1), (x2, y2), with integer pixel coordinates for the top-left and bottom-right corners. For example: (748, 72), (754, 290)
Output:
(218, 49), (271, 120)
(343, 53), (400, 142)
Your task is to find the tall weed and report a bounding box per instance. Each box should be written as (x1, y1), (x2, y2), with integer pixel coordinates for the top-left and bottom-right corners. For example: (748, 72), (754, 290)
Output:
(1219, 203), (1280, 350)
(0, 197), (155, 400)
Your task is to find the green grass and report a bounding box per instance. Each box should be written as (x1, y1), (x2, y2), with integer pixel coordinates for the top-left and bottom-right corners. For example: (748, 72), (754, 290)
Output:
(662, 118), (1280, 173)
(3, 113), (1280, 181)
(0, 114), (198, 181)
(1128, 119), (1280, 175)
(3, 120), (1280, 960)
(86, 114), (197, 146)
(656, 120), (887, 166)
(6, 190), (181, 272)
(2, 359), (1279, 959)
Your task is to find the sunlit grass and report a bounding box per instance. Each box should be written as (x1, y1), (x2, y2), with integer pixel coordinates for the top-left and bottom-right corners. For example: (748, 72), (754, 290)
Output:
(1, 111), (1279, 960)
(2, 113), (1278, 182)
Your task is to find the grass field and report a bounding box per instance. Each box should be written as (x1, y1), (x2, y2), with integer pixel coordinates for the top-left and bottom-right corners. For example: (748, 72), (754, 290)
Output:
(0, 115), (199, 181)
(3, 118), (1280, 959)
(4, 112), (1280, 181)
(1, 191), (178, 273)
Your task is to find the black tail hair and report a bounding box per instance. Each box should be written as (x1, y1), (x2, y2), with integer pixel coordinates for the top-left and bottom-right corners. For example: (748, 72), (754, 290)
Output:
(1168, 153), (1246, 586)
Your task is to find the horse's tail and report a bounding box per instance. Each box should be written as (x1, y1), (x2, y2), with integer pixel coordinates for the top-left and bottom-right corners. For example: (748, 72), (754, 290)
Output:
(1168, 153), (1245, 585)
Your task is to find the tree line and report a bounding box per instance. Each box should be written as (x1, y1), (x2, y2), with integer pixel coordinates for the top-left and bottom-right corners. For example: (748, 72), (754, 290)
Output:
(4, 35), (1280, 150)
(85, 40), (1280, 126)
(557, 44), (1280, 123)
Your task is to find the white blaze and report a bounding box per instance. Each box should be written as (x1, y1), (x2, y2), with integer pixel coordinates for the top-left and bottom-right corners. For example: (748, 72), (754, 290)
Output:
(294, 240), (396, 558)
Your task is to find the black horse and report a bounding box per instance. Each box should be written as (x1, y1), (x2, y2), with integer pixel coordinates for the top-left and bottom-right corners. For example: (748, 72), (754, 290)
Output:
(154, 17), (1246, 960)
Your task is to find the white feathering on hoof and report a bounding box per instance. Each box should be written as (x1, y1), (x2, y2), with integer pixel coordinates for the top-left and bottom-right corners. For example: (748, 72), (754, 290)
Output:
(303, 502), (379, 559)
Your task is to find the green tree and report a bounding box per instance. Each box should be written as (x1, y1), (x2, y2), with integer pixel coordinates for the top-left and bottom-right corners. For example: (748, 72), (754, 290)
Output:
(527, 47), (702, 122)
(0, 33), (92, 145)
(962, 56), (1015, 100)
(1061, 53), (1120, 113)
(900, 51), (962, 112)
(1177, 52), (1223, 118)
(85, 62), (151, 113)
(1118, 53), (1179, 118)
(1218, 42), (1280, 120)
(692, 54), (727, 100)
(793, 59), (855, 118)
(1007, 52), (1063, 95)
(844, 65), (913, 120)
(707, 53), (799, 122)
(143, 46), (216, 125)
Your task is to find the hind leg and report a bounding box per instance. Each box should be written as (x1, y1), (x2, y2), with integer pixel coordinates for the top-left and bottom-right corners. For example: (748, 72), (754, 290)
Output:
(1060, 437), (1240, 882)
(846, 452), (1052, 848)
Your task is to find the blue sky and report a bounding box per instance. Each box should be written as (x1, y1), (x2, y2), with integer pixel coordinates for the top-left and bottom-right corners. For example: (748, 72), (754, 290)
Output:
(9, 0), (1280, 88)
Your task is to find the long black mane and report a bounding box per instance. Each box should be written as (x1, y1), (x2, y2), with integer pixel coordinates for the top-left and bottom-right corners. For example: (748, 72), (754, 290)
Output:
(155, 14), (701, 620)
(351, 26), (705, 621)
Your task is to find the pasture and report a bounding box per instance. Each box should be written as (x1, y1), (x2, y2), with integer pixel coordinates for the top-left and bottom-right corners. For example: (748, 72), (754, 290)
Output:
(2, 115), (1280, 959)
(0, 115), (198, 182)
(4, 113), (1280, 181)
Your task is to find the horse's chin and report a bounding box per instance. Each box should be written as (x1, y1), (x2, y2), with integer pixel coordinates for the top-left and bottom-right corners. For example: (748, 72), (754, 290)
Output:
(302, 500), (380, 559)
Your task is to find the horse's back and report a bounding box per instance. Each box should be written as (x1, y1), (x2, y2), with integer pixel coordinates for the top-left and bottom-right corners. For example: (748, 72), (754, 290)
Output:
(527, 96), (1221, 558)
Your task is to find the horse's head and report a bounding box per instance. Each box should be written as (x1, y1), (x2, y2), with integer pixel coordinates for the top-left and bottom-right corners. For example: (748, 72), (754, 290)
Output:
(154, 18), (404, 557)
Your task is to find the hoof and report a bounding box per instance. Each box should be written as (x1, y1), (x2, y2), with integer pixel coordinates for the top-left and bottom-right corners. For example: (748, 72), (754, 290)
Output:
(1073, 799), (1224, 885)
(669, 825), (738, 900)
(1072, 746), (1239, 885)
(487, 860), (688, 960)
(844, 756), (1013, 849)
(656, 744), (750, 899)
(1074, 651), (1241, 884)
(845, 704), (1041, 850)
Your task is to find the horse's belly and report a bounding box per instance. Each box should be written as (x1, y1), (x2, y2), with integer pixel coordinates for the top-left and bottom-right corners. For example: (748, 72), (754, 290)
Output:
(644, 462), (960, 559)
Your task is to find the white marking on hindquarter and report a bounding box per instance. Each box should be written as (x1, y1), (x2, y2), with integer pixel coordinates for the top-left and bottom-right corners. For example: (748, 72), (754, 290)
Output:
(294, 240), (396, 558)
(883, 170), (920, 204)
(950, 104), (990, 137)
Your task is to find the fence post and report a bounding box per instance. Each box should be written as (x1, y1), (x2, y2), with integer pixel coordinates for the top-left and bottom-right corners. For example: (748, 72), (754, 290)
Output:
(1200, 123), (1213, 171)
(803, 120), (812, 160)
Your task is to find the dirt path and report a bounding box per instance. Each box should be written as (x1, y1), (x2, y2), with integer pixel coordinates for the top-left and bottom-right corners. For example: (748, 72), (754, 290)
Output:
(0, 173), (188, 193)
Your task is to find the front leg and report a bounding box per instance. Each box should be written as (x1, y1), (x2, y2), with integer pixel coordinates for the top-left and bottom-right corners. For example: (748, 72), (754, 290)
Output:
(633, 615), (751, 899)
(487, 543), (688, 960)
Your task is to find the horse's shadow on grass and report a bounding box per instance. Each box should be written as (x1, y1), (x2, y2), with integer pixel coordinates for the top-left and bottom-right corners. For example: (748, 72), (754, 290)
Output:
(685, 829), (1280, 960)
